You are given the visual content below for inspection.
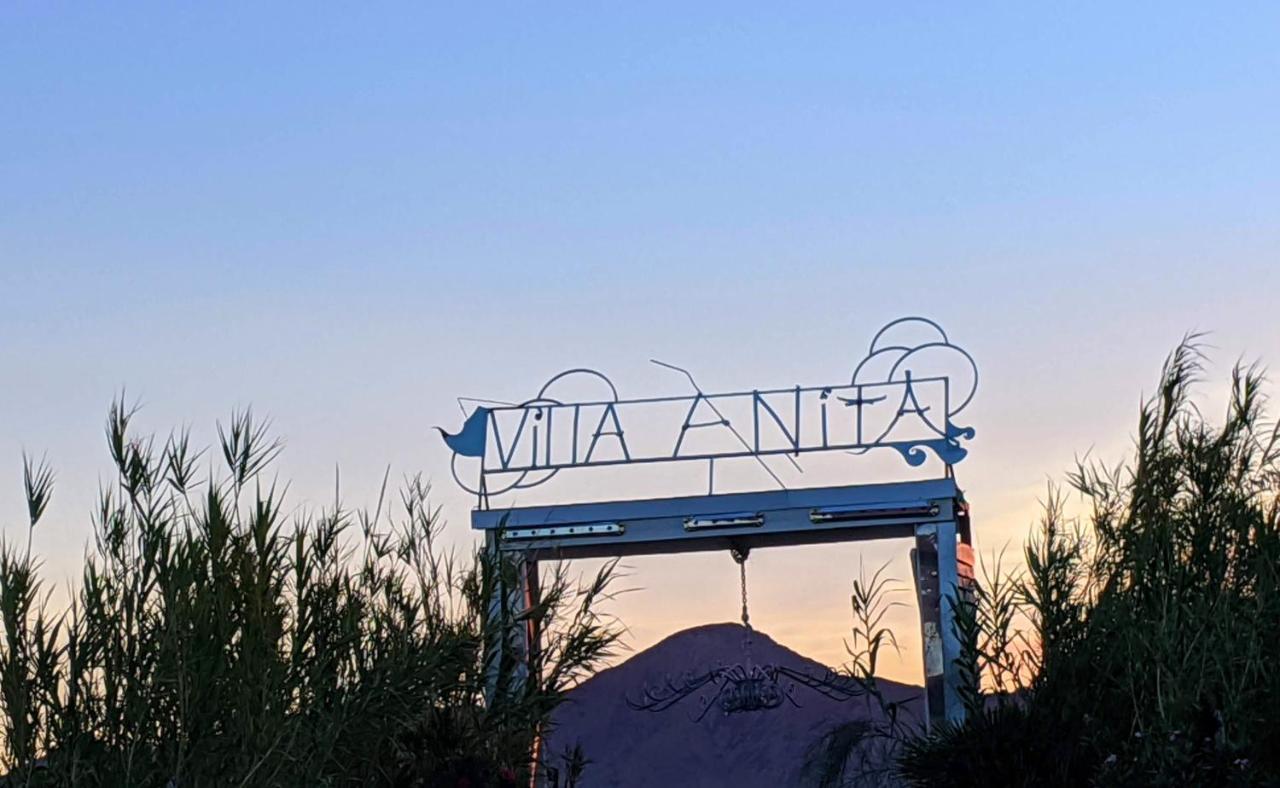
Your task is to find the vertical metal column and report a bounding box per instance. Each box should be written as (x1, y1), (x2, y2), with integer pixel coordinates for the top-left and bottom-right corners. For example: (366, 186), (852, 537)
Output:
(520, 555), (543, 787)
(912, 520), (964, 729)
(484, 533), (539, 702)
(484, 535), (544, 787)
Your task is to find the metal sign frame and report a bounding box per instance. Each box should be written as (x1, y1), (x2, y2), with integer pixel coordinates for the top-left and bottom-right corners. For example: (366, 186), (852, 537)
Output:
(441, 317), (979, 728)
(441, 317), (977, 508)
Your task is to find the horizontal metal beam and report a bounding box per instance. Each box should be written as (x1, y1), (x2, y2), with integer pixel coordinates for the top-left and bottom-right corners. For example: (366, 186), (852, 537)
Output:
(472, 477), (959, 559)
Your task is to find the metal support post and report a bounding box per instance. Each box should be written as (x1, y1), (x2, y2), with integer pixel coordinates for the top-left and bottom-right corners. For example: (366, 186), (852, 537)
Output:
(912, 520), (964, 729)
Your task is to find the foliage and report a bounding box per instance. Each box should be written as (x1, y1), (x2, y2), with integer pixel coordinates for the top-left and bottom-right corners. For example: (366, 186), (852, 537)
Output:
(804, 560), (914, 788)
(0, 402), (621, 787)
(899, 338), (1280, 786)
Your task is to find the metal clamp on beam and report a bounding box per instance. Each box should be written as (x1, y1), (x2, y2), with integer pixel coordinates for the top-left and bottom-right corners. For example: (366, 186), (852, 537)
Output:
(684, 512), (765, 531)
(502, 522), (626, 541)
(809, 501), (939, 524)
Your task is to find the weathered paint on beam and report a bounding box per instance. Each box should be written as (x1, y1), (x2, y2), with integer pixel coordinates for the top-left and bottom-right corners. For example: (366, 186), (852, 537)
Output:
(473, 478), (959, 559)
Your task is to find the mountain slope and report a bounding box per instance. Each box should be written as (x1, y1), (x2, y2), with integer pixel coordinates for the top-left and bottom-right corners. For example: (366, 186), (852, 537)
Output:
(543, 623), (921, 787)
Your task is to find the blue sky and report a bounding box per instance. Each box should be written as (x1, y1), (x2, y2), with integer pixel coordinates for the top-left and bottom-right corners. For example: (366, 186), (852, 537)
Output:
(3, 3), (1279, 681)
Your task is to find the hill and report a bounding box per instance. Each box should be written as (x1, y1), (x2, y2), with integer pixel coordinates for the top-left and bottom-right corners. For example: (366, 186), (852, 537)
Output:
(543, 623), (922, 787)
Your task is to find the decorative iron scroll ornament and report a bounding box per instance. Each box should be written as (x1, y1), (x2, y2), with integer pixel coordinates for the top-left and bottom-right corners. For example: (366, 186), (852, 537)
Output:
(439, 317), (978, 505)
(625, 662), (867, 721)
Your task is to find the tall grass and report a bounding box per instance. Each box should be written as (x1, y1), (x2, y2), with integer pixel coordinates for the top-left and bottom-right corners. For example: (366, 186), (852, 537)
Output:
(899, 338), (1280, 786)
(803, 560), (915, 788)
(0, 402), (621, 787)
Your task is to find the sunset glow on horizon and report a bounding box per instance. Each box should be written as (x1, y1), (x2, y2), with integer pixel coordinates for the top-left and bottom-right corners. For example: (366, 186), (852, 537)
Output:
(4, 2), (1280, 688)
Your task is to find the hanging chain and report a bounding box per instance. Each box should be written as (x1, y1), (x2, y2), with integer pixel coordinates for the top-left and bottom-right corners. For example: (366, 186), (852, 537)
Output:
(731, 547), (755, 666)
(730, 546), (751, 632)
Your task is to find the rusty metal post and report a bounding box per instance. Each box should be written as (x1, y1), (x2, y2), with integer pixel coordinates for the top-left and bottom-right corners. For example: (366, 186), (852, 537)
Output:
(484, 532), (539, 700)
(912, 520), (965, 729)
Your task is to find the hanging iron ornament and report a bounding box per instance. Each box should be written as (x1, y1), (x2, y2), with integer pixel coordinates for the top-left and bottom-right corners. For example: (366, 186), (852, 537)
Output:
(626, 548), (868, 720)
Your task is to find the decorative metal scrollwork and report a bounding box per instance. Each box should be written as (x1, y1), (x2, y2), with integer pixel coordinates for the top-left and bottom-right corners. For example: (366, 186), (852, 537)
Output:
(439, 317), (979, 504)
(625, 661), (867, 721)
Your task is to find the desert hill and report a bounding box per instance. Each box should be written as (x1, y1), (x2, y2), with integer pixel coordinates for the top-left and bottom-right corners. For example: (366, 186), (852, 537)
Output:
(543, 623), (922, 787)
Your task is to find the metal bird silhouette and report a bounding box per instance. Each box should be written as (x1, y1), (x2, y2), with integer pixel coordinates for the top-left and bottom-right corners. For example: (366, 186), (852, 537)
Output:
(436, 406), (490, 458)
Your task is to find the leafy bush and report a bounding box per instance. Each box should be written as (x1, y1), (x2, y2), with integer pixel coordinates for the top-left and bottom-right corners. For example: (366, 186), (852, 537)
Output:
(900, 339), (1280, 786)
(0, 402), (621, 787)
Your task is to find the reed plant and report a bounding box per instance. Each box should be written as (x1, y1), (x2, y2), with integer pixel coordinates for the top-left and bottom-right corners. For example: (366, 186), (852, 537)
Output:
(899, 338), (1280, 786)
(0, 402), (621, 787)
(804, 560), (915, 788)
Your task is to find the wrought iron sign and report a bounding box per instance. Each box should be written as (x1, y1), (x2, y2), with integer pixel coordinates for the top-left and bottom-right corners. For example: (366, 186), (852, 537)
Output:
(451, 317), (983, 730)
(440, 317), (977, 505)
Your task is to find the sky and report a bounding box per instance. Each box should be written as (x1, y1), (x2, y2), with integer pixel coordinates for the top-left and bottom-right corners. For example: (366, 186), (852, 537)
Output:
(2, 3), (1279, 684)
